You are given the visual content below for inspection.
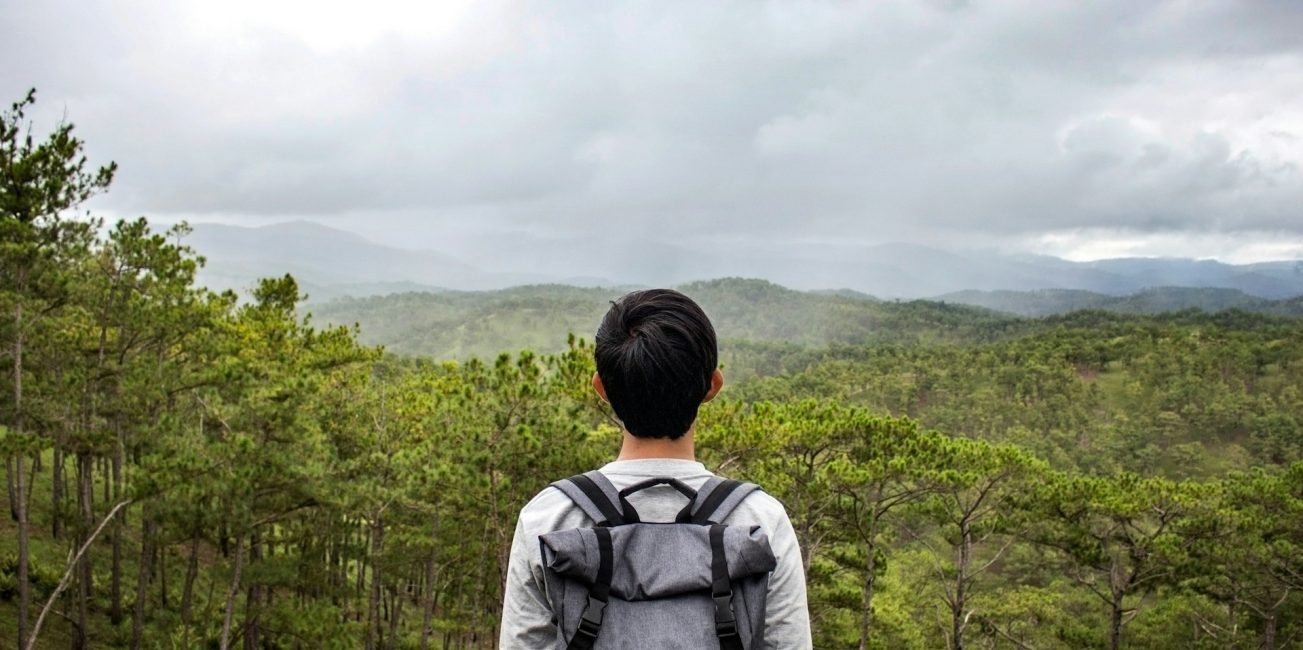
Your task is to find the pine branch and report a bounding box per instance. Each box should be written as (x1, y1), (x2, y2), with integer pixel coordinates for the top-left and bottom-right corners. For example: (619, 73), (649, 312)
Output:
(26, 499), (132, 650)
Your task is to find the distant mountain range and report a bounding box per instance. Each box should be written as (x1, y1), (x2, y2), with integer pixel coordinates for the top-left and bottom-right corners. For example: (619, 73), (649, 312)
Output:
(183, 221), (611, 301)
(183, 221), (1303, 300)
(938, 287), (1303, 317)
(310, 278), (1303, 360)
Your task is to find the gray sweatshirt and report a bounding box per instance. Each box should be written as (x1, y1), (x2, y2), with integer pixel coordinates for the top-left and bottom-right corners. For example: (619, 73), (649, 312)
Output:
(499, 458), (814, 649)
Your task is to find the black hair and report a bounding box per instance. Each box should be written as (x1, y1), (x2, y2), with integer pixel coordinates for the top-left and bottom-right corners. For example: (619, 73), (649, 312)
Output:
(594, 289), (718, 440)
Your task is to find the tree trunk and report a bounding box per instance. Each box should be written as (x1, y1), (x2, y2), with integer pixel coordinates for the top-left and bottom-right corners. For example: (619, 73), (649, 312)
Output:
(101, 456), (110, 504)
(356, 523), (369, 620)
(1109, 591), (1124, 650)
(367, 517), (385, 650)
(159, 539), (168, 607)
(7, 456), (16, 521)
(181, 532), (200, 629)
(420, 550), (439, 650)
(13, 302), (29, 650)
(262, 534), (273, 617)
(386, 584), (403, 650)
(110, 435), (124, 624)
(51, 368), (69, 541)
(220, 532), (247, 650)
(952, 522), (971, 650)
(16, 452), (30, 649)
(131, 515), (156, 650)
(220, 509), (230, 558)
(244, 530), (262, 650)
(489, 465), (510, 641)
(858, 568), (877, 650)
(110, 520), (123, 624)
(471, 540), (489, 645)
(52, 445), (63, 539)
(330, 530), (342, 600)
(857, 515), (880, 650)
(1263, 611), (1277, 650)
(74, 452), (94, 650)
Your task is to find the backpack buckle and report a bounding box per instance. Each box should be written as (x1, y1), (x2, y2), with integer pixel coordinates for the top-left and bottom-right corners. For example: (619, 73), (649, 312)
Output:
(713, 592), (738, 637)
(576, 596), (607, 638)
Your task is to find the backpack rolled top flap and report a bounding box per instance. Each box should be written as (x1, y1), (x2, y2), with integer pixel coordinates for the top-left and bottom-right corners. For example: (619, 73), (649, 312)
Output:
(539, 471), (777, 650)
(540, 524), (777, 600)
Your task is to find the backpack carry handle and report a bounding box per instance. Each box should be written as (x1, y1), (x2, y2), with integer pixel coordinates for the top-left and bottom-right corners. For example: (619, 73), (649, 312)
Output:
(616, 477), (698, 524)
(617, 477), (697, 499)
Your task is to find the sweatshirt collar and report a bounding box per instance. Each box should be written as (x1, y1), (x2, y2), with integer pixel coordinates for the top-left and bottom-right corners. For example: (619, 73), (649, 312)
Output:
(599, 458), (711, 478)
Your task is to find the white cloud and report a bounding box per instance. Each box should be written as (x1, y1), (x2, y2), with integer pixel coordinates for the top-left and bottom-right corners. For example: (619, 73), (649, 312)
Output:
(1027, 228), (1303, 264)
(3, 0), (1301, 273)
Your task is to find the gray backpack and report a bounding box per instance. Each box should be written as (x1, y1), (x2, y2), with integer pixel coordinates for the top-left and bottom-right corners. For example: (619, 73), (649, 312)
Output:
(540, 471), (777, 650)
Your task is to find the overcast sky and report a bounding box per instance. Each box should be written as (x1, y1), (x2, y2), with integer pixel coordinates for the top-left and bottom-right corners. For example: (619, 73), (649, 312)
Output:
(4, 0), (1303, 268)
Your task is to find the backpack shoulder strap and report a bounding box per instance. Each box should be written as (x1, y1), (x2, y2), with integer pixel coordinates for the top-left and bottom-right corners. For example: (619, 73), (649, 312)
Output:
(710, 524), (745, 650)
(551, 471), (628, 527)
(690, 477), (762, 525)
(566, 527), (613, 650)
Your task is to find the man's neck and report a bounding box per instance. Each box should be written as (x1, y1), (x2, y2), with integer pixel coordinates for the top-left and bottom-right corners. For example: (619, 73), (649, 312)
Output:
(616, 428), (696, 461)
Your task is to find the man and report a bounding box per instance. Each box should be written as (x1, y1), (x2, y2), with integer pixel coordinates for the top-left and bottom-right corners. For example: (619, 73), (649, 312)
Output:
(499, 288), (813, 649)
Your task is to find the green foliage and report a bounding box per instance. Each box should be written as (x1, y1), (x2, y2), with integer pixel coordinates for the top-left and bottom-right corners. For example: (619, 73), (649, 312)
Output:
(0, 553), (60, 601)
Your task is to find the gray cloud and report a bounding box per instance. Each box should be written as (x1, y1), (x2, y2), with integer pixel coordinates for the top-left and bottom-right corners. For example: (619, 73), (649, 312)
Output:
(3, 0), (1302, 265)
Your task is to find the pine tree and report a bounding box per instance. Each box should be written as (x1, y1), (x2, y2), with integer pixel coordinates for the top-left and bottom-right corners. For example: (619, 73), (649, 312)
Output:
(0, 89), (114, 649)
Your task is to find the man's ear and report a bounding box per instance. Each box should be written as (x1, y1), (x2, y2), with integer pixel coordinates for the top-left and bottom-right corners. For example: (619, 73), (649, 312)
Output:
(703, 368), (724, 403)
(592, 372), (610, 403)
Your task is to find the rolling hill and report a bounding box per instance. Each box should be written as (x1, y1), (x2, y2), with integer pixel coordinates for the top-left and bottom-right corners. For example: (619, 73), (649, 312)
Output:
(309, 278), (1018, 359)
(312, 280), (1303, 360)
(938, 287), (1303, 317)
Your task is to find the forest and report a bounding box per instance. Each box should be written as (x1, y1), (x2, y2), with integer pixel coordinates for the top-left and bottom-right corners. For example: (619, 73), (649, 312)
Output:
(2, 92), (1302, 650)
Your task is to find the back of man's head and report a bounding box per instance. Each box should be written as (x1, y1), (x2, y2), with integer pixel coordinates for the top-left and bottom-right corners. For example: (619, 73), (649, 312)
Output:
(594, 289), (718, 440)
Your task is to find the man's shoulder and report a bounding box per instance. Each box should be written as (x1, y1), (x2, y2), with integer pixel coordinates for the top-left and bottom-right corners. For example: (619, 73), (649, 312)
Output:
(516, 468), (793, 533)
(734, 487), (787, 514)
(722, 485), (792, 528)
(517, 482), (591, 537)
(520, 481), (571, 514)
(519, 483), (573, 518)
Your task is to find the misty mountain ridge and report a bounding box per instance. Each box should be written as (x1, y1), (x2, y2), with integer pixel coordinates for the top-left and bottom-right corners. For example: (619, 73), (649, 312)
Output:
(311, 278), (1303, 360)
(184, 221), (618, 301)
(938, 287), (1303, 317)
(184, 221), (1303, 300)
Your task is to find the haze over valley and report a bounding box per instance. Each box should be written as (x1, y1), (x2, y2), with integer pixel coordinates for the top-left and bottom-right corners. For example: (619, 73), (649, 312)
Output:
(188, 220), (1303, 303)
